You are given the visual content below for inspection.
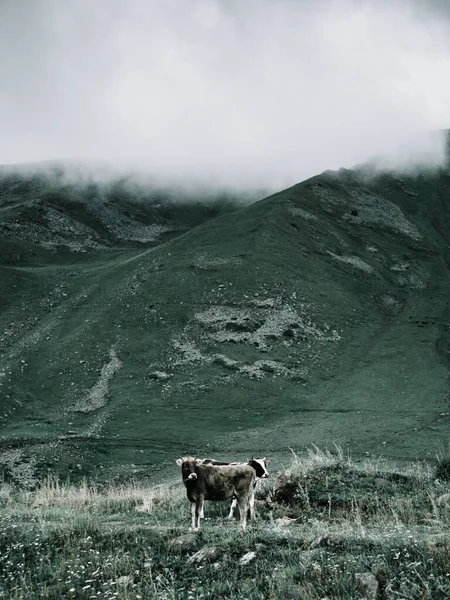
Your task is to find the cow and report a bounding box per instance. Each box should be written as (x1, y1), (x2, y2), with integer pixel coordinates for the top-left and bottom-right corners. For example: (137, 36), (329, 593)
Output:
(201, 457), (270, 519)
(176, 456), (256, 531)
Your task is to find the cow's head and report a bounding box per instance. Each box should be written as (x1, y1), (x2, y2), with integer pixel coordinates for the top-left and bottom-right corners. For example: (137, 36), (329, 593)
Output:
(176, 457), (203, 481)
(248, 456), (271, 478)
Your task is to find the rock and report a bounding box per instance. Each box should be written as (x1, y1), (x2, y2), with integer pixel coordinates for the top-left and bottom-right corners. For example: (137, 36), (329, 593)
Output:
(148, 371), (171, 381)
(168, 533), (197, 552)
(187, 546), (221, 565)
(354, 572), (378, 599)
(437, 493), (450, 507)
(309, 534), (347, 550)
(239, 551), (256, 565)
(275, 516), (299, 527)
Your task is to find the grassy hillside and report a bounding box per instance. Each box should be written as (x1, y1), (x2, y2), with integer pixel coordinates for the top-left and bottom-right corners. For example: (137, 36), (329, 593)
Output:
(0, 158), (450, 483)
(1, 449), (449, 599)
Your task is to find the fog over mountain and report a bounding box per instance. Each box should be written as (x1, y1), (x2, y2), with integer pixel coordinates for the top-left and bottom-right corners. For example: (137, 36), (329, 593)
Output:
(1, 0), (450, 188)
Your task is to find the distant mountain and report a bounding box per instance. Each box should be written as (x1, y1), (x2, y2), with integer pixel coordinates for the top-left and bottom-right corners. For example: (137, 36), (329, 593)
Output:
(0, 165), (247, 264)
(1, 153), (450, 485)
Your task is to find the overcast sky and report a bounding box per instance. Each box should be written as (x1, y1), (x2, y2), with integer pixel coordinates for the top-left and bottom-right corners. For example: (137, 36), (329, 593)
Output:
(1, 0), (450, 188)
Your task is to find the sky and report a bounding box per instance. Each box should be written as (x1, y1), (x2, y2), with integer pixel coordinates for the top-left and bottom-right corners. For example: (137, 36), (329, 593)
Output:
(1, 0), (450, 189)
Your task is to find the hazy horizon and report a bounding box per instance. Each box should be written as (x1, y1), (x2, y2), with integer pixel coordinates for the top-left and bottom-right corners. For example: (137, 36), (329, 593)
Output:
(2, 0), (450, 188)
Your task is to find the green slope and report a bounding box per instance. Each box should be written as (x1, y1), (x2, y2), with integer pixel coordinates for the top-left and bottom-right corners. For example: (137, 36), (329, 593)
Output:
(1, 162), (450, 484)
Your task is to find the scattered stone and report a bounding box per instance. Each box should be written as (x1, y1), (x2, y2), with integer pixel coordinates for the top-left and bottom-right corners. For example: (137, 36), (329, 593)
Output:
(168, 534), (197, 552)
(212, 354), (240, 371)
(309, 534), (347, 550)
(354, 572), (378, 600)
(71, 347), (122, 413)
(327, 251), (373, 273)
(239, 551), (256, 565)
(289, 207), (319, 221)
(437, 493), (450, 507)
(147, 370), (171, 381)
(344, 189), (423, 240)
(0, 448), (38, 488)
(187, 546), (222, 565)
(275, 516), (299, 527)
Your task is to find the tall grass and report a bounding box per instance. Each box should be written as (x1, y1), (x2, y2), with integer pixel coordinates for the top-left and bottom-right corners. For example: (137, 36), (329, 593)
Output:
(31, 474), (184, 514)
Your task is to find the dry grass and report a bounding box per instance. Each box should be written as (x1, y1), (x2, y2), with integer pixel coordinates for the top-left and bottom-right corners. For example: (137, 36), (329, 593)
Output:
(287, 443), (348, 474)
(29, 474), (183, 514)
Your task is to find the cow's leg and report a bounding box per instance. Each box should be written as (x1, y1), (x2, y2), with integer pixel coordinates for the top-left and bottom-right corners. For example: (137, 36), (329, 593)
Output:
(227, 497), (237, 519)
(189, 501), (196, 530)
(200, 504), (205, 519)
(195, 497), (204, 530)
(237, 496), (249, 532)
(248, 490), (255, 521)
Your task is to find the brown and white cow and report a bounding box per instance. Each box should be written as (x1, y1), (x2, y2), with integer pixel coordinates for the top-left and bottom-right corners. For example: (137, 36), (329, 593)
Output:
(201, 457), (270, 519)
(176, 456), (256, 531)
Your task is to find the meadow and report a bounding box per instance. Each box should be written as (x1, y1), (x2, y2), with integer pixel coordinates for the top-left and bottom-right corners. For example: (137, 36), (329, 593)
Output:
(1, 447), (449, 599)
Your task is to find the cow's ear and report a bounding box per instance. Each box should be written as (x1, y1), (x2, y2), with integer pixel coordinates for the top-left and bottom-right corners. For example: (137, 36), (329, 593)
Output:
(176, 458), (182, 466)
(195, 458), (203, 466)
(265, 459), (271, 466)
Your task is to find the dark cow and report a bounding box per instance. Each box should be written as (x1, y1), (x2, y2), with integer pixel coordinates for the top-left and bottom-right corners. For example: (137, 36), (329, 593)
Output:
(176, 456), (256, 531)
(202, 457), (270, 518)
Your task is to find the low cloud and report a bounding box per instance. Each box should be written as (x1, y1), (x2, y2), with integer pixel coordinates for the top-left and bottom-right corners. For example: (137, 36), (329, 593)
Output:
(1, 0), (450, 189)
(364, 129), (449, 174)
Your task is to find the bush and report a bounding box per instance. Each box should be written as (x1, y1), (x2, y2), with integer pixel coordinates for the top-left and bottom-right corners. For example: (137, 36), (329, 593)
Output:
(436, 457), (450, 481)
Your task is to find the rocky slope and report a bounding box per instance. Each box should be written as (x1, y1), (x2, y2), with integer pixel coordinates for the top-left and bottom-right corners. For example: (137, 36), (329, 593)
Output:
(1, 157), (449, 484)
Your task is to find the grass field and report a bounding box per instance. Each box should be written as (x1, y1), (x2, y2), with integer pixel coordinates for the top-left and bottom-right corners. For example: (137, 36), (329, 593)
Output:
(1, 447), (449, 599)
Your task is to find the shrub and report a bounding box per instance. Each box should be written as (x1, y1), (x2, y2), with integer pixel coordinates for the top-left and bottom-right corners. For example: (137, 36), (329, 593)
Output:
(436, 457), (450, 481)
